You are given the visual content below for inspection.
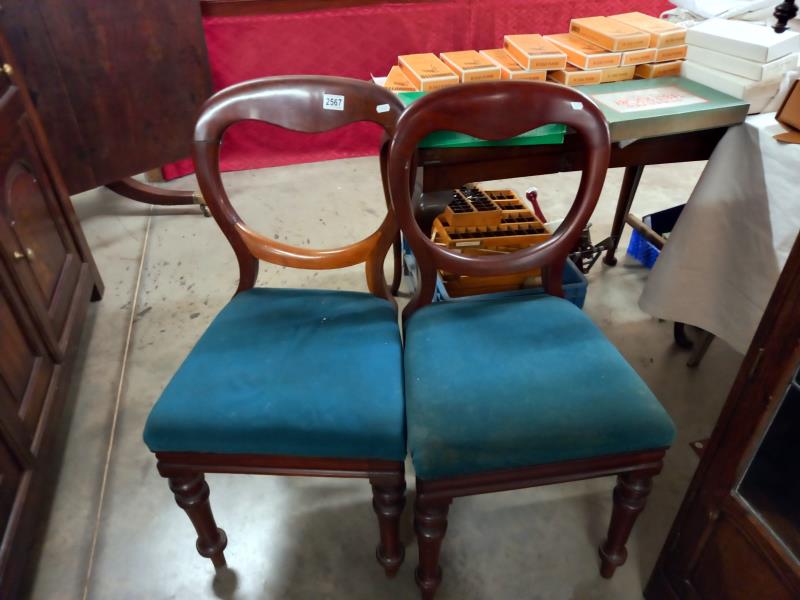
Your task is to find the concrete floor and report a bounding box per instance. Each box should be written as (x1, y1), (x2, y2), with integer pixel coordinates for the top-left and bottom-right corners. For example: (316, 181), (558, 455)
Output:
(29, 158), (742, 600)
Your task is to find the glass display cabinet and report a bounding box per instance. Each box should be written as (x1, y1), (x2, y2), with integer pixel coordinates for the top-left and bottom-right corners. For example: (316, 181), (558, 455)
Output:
(646, 234), (800, 600)
(738, 366), (800, 562)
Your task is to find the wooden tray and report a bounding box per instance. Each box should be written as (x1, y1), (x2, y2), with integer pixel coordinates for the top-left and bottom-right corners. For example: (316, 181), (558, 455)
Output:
(432, 186), (552, 296)
(442, 186), (503, 227)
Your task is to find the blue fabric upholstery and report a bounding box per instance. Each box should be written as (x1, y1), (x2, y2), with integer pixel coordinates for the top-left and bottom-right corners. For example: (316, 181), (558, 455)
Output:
(144, 288), (405, 461)
(404, 295), (675, 480)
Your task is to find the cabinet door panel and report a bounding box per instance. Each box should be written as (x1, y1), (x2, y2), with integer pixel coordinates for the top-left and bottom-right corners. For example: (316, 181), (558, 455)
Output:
(6, 161), (68, 303)
(689, 514), (795, 600)
(0, 273), (52, 440)
(0, 295), (33, 402)
(0, 85), (80, 359)
(0, 437), (22, 539)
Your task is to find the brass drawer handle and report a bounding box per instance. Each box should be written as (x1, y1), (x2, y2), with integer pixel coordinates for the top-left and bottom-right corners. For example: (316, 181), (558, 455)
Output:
(12, 248), (34, 261)
(2, 63), (12, 77)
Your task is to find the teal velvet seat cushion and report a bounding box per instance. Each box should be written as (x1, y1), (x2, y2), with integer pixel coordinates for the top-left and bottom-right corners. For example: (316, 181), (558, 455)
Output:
(143, 288), (405, 461)
(404, 295), (675, 480)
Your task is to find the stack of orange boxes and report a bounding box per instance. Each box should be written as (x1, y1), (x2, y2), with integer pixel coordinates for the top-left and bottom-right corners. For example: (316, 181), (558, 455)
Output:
(381, 11), (686, 92)
(542, 17), (648, 86)
(388, 50), (504, 92)
(605, 12), (687, 80)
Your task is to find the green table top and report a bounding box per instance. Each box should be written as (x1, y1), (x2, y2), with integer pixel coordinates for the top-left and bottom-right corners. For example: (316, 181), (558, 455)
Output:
(581, 76), (749, 142)
(398, 91), (566, 149)
(398, 77), (749, 148)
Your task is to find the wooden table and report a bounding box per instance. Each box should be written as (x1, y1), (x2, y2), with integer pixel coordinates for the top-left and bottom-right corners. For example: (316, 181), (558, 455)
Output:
(416, 127), (728, 266)
(1, 0), (212, 212)
(409, 75), (751, 266)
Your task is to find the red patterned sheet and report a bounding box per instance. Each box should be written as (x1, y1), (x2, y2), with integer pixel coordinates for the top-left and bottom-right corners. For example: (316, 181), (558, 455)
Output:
(163, 0), (671, 179)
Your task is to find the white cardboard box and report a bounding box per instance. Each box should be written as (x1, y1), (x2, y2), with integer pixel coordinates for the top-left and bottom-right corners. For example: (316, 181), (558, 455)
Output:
(686, 18), (800, 63)
(686, 45), (797, 81)
(682, 60), (779, 106)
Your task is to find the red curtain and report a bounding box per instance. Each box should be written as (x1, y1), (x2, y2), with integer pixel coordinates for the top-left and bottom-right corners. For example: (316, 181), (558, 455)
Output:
(163, 0), (671, 179)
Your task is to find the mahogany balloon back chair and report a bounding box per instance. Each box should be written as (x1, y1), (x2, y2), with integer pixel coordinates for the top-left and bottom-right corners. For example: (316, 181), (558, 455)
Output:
(387, 81), (676, 599)
(143, 76), (407, 577)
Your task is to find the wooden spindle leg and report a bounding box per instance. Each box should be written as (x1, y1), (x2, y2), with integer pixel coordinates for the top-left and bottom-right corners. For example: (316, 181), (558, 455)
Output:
(370, 471), (406, 577)
(414, 495), (452, 600)
(599, 472), (653, 578)
(168, 472), (228, 569)
(603, 164), (644, 266)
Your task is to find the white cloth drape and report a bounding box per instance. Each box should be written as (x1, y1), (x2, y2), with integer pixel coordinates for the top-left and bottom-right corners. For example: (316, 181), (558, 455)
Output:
(639, 112), (800, 353)
(669, 0), (774, 19)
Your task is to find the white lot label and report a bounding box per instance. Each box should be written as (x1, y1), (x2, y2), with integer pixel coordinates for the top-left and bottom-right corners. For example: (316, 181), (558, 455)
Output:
(323, 94), (345, 111)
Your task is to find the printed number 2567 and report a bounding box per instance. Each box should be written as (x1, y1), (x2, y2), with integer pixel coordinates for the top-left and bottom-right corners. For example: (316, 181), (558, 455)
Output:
(323, 94), (345, 111)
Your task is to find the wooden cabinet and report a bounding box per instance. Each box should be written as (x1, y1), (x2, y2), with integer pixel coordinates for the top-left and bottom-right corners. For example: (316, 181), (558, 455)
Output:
(646, 236), (800, 600)
(0, 32), (102, 599)
(0, 267), (54, 442)
(0, 85), (81, 360)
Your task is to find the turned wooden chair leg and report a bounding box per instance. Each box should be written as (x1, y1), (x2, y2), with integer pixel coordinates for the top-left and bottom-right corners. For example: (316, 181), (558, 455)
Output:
(369, 471), (407, 577)
(414, 494), (452, 600)
(599, 471), (654, 578)
(167, 472), (228, 569)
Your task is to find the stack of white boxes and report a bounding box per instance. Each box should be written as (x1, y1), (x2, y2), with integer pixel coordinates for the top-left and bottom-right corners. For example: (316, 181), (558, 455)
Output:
(683, 18), (800, 112)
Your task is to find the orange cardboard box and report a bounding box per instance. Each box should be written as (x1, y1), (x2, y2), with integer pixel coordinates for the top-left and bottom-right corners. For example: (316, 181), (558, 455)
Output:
(635, 60), (684, 78)
(600, 64), (636, 83)
(608, 12), (687, 48)
(502, 34), (568, 70)
(398, 53), (460, 92)
(479, 49), (547, 80)
(544, 33), (621, 70)
(654, 44), (688, 62)
(570, 16), (650, 52)
(383, 65), (416, 91)
(620, 47), (657, 66)
(775, 80), (800, 143)
(548, 66), (603, 86)
(440, 50), (501, 83)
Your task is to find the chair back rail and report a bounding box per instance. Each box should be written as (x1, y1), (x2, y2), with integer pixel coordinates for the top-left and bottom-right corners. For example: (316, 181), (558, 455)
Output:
(387, 81), (610, 317)
(192, 75), (405, 298)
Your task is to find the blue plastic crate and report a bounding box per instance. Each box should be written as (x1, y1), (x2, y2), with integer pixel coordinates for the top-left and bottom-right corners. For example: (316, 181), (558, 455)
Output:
(402, 242), (588, 309)
(626, 204), (685, 270)
(627, 229), (660, 269)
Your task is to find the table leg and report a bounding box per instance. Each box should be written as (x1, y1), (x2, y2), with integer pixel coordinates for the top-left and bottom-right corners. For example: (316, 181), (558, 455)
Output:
(673, 322), (694, 349)
(106, 177), (209, 216)
(603, 165), (644, 266)
(687, 331), (715, 368)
